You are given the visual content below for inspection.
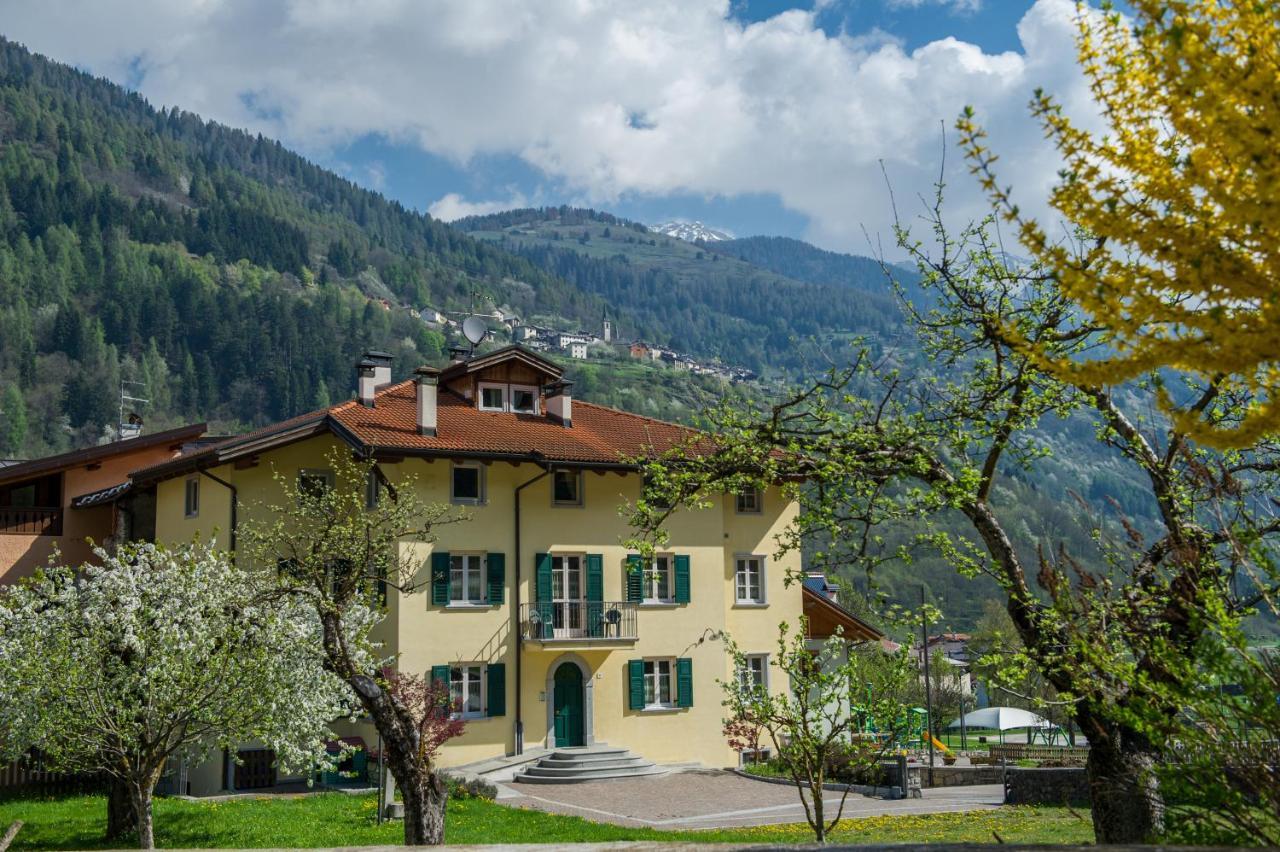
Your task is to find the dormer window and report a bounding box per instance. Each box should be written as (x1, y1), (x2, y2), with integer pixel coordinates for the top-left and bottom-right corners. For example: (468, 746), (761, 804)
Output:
(479, 384), (506, 412)
(511, 385), (539, 415)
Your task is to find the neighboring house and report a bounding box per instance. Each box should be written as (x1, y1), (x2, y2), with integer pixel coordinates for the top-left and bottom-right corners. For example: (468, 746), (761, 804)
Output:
(800, 573), (885, 743)
(566, 341), (589, 359)
(915, 632), (975, 697)
(121, 345), (805, 793)
(0, 424), (208, 585)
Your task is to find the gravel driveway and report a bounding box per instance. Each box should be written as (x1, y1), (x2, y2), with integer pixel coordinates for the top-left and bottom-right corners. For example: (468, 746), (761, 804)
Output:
(500, 769), (1004, 830)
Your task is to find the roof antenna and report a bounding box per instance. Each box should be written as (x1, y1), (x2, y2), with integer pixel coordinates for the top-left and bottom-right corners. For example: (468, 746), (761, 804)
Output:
(118, 380), (148, 441)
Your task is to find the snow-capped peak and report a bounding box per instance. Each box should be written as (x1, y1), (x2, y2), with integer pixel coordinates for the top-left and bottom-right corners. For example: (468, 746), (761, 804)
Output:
(650, 220), (732, 243)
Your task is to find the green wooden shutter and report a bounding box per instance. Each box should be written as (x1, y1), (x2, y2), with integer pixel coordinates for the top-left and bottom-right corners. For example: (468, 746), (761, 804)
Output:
(628, 659), (646, 710)
(586, 553), (604, 637)
(535, 553), (553, 639)
(486, 553), (505, 606)
(486, 663), (506, 717)
(535, 553), (553, 601)
(625, 554), (644, 602)
(430, 552), (450, 605)
(676, 657), (693, 708)
(431, 665), (450, 688)
(674, 554), (691, 604)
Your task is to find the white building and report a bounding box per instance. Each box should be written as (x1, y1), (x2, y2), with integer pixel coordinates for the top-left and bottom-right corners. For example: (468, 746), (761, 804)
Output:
(568, 342), (589, 359)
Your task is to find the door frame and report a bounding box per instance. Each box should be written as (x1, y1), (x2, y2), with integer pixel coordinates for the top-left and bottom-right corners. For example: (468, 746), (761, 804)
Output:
(544, 653), (595, 747)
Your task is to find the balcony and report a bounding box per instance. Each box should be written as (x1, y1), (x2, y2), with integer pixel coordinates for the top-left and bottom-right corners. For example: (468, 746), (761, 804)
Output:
(520, 601), (638, 644)
(0, 507), (63, 536)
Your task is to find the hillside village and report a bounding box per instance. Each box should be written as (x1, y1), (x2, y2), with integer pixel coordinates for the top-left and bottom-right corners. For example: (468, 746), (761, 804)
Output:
(401, 299), (758, 383)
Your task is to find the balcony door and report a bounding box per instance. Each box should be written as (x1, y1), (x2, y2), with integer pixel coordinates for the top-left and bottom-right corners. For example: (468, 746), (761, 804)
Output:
(551, 554), (584, 638)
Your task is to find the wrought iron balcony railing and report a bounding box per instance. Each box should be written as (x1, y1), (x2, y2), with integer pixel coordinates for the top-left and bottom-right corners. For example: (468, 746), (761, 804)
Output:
(520, 601), (638, 642)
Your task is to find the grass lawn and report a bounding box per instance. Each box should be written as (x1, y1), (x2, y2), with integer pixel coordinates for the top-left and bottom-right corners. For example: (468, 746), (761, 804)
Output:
(0, 791), (1092, 848)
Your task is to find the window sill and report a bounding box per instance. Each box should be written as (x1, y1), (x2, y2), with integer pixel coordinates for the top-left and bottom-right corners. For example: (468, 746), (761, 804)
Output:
(639, 601), (679, 608)
(551, 502), (585, 509)
(733, 602), (769, 609)
(639, 705), (682, 714)
(451, 500), (487, 507)
(445, 603), (496, 611)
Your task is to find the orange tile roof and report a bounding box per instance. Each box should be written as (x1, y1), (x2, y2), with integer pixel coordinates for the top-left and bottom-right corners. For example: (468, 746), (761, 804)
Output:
(130, 376), (701, 483)
(330, 381), (695, 465)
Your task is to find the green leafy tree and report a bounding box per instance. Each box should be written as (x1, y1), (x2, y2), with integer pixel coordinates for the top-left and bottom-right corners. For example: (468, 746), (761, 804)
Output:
(722, 622), (915, 844)
(627, 196), (1280, 843)
(0, 384), (26, 456)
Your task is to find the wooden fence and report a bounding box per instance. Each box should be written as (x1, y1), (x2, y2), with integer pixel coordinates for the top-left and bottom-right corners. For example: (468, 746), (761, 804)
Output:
(0, 753), (104, 797)
(989, 743), (1091, 763)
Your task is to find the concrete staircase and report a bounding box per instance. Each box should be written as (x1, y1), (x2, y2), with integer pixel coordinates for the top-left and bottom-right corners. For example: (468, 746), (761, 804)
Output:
(512, 744), (666, 784)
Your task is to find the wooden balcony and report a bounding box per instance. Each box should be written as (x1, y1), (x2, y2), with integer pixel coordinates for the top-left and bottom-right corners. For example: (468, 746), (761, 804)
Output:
(520, 601), (638, 644)
(0, 507), (63, 536)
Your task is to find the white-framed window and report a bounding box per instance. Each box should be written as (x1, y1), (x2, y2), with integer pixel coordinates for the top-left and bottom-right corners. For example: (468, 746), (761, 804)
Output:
(184, 477), (199, 518)
(450, 664), (485, 719)
(735, 556), (766, 604)
(449, 553), (487, 605)
(511, 385), (539, 414)
(644, 555), (674, 603)
(451, 462), (486, 505)
(298, 468), (335, 500)
(552, 469), (583, 507)
(739, 654), (769, 693)
(478, 383), (507, 412)
(735, 488), (762, 514)
(739, 747), (773, 766)
(643, 658), (675, 709)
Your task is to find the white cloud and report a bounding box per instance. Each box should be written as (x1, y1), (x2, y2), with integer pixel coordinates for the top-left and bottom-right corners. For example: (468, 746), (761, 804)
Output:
(428, 192), (529, 222)
(0, 0), (1101, 254)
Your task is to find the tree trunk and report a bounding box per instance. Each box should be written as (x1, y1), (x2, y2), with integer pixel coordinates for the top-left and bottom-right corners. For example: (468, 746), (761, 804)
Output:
(320, 612), (448, 845)
(106, 778), (137, 841)
(400, 769), (448, 845)
(130, 782), (155, 850)
(810, 779), (825, 843)
(1085, 720), (1165, 843)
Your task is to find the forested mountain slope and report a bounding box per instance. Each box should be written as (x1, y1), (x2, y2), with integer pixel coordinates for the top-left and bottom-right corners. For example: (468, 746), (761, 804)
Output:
(454, 207), (913, 377)
(0, 37), (619, 456)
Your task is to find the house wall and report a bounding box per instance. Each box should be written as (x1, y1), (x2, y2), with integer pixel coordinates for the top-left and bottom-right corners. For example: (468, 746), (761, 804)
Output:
(152, 434), (803, 792)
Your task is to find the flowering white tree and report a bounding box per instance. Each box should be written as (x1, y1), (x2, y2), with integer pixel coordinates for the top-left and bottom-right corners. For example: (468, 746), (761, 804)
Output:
(0, 541), (353, 849)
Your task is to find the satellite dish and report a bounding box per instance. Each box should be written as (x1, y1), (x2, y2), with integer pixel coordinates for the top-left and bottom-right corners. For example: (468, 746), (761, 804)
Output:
(462, 316), (488, 346)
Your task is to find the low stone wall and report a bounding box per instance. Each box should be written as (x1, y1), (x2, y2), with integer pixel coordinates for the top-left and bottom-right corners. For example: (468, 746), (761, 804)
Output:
(924, 765), (1005, 787)
(1003, 766), (1089, 806)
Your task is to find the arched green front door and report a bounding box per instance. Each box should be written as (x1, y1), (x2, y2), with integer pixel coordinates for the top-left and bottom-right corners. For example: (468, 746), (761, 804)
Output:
(553, 663), (584, 747)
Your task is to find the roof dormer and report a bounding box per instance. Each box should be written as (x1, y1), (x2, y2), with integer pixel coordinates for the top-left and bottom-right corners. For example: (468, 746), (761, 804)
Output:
(439, 345), (564, 418)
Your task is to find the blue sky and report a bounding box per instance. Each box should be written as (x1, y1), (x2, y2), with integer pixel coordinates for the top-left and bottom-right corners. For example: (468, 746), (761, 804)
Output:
(3, 0), (1096, 253)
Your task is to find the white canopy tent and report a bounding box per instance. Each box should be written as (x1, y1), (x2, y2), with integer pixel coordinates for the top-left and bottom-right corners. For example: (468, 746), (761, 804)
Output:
(947, 706), (1061, 744)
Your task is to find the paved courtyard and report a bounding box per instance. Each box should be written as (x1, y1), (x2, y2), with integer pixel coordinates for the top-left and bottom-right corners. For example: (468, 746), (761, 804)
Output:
(499, 769), (1004, 830)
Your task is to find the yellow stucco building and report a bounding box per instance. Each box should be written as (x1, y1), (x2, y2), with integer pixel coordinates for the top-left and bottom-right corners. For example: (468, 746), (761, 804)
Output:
(128, 347), (817, 793)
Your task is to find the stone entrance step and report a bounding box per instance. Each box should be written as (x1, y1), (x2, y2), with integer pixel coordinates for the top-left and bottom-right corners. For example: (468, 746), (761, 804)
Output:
(513, 744), (667, 784)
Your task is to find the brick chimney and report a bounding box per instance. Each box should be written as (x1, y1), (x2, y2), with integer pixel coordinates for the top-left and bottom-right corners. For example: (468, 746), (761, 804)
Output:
(415, 366), (440, 436)
(545, 380), (573, 427)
